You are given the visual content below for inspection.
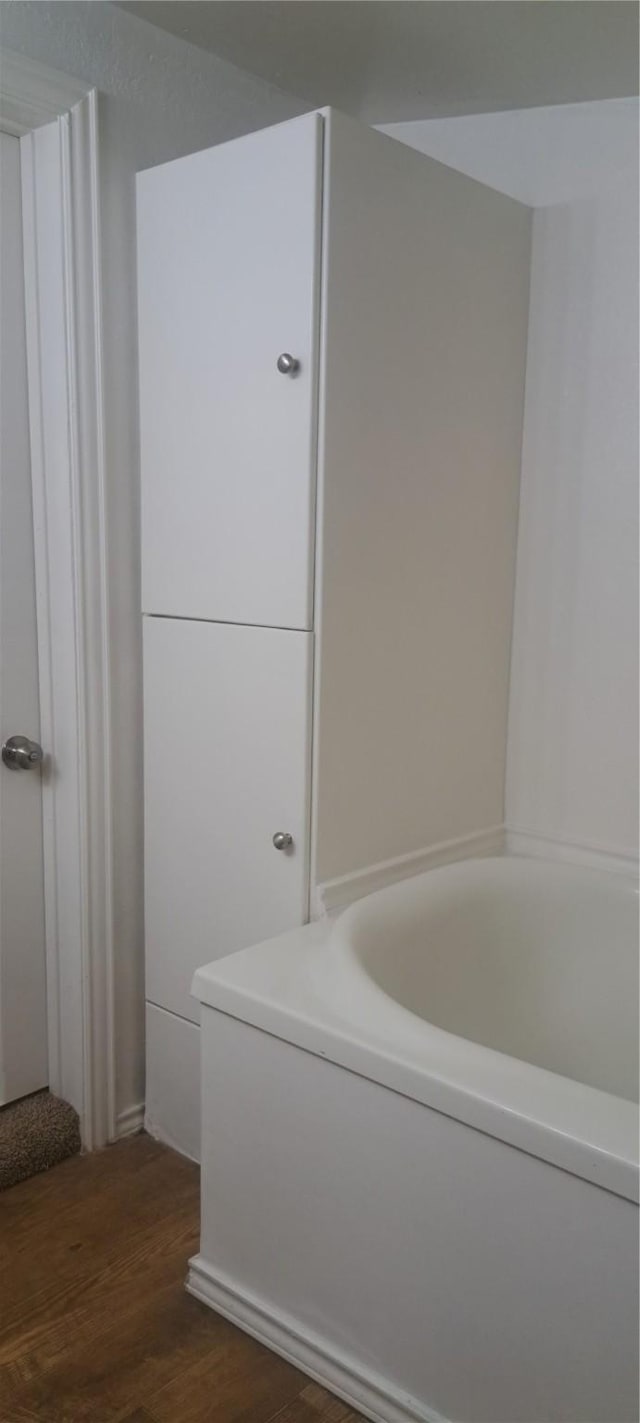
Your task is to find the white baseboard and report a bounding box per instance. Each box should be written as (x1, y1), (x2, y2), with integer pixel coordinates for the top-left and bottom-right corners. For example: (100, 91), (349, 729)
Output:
(114, 1101), (145, 1139)
(506, 827), (638, 879)
(314, 825), (505, 915)
(144, 1113), (200, 1164)
(186, 1254), (447, 1423)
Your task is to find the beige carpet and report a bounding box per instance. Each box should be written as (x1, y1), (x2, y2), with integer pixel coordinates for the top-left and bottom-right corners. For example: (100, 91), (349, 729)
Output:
(0, 1090), (81, 1190)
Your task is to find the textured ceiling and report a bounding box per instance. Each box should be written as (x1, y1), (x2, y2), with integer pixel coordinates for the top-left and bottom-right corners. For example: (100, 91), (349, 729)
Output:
(117, 1), (639, 123)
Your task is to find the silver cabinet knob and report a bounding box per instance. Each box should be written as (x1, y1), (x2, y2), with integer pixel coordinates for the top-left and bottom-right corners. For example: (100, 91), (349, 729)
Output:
(2, 734), (44, 771)
(276, 353), (300, 376)
(272, 831), (293, 851)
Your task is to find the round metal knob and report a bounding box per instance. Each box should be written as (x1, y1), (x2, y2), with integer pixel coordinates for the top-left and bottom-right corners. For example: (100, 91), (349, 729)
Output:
(272, 831), (293, 852)
(2, 734), (44, 771)
(276, 353), (300, 376)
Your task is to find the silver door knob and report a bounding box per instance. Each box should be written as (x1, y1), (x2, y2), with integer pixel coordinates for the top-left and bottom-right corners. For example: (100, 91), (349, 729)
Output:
(276, 353), (299, 375)
(2, 734), (44, 771)
(272, 831), (293, 851)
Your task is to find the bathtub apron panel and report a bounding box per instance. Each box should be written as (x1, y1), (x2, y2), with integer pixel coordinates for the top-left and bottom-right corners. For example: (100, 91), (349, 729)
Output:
(191, 1009), (638, 1423)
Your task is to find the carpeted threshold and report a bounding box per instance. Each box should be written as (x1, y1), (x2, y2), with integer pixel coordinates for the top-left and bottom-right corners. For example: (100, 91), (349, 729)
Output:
(0, 1089), (81, 1190)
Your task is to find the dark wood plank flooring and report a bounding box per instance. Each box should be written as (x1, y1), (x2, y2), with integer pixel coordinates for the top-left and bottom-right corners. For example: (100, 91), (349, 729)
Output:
(0, 1134), (364, 1423)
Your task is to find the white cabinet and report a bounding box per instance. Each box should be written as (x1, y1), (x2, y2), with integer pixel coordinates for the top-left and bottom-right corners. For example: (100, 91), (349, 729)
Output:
(138, 107), (531, 1156)
(143, 617), (312, 1024)
(138, 113), (322, 631)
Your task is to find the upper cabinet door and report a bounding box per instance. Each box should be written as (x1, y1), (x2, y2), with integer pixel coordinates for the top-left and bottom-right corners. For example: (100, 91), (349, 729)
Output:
(138, 113), (323, 630)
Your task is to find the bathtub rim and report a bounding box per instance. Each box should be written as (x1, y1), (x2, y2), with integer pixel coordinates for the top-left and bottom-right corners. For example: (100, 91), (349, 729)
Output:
(192, 862), (639, 1205)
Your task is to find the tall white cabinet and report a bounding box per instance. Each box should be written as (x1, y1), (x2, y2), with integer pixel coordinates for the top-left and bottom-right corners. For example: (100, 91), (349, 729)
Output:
(138, 108), (531, 1158)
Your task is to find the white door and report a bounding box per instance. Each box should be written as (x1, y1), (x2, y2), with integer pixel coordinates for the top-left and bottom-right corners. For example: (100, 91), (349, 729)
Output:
(0, 132), (47, 1104)
(137, 112), (323, 631)
(143, 616), (312, 1024)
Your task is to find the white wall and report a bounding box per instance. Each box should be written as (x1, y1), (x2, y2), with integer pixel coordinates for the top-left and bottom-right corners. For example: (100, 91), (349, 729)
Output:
(387, 101), (639, 864)
(382, 99), (639, 208)
(506, 178), (638, 859)
(0, 0), (306, 1127)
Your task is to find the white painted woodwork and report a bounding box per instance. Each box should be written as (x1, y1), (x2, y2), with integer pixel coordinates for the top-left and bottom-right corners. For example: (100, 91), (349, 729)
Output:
(0, 131), (47, 1104)
(312, 110), (531, 885)
(145, 1001), (201, 1161)
(138, 113), (322, 631)
(143, 615), (312, 1024)
(0, 48), (87, 137)
(139, 108), (533, 1153)
(21, 100), (116, 1146)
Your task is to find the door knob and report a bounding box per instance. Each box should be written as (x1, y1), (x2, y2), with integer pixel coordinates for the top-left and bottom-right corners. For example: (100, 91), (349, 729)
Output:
(272, 831), (293, 851)
(276, 353), (300, 375)
(2, 734), (44, 771)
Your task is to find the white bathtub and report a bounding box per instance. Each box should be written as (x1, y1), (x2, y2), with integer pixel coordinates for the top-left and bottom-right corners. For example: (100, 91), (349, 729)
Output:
(191, 856), (639, 1423)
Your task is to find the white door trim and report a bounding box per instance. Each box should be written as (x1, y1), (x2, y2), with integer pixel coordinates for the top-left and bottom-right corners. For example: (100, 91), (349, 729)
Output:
(0, 48), (88, 138)
(1, 52), (115, 1147)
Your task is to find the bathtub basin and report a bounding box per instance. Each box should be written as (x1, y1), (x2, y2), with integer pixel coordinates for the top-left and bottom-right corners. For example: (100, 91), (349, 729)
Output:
(191, 855), (639, 1423)
(332, 855), (637, 1099)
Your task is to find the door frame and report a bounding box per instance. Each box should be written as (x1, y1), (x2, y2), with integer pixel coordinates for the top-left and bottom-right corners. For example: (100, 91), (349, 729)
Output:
(0, 50), (115, 1148)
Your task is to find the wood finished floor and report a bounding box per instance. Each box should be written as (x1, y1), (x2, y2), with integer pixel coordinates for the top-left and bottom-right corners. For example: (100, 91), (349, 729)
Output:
(0, 1133), (364, 1423)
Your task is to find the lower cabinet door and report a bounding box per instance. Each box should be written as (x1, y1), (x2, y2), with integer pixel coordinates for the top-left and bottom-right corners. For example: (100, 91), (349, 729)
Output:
(143, 616), (312, 1024)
